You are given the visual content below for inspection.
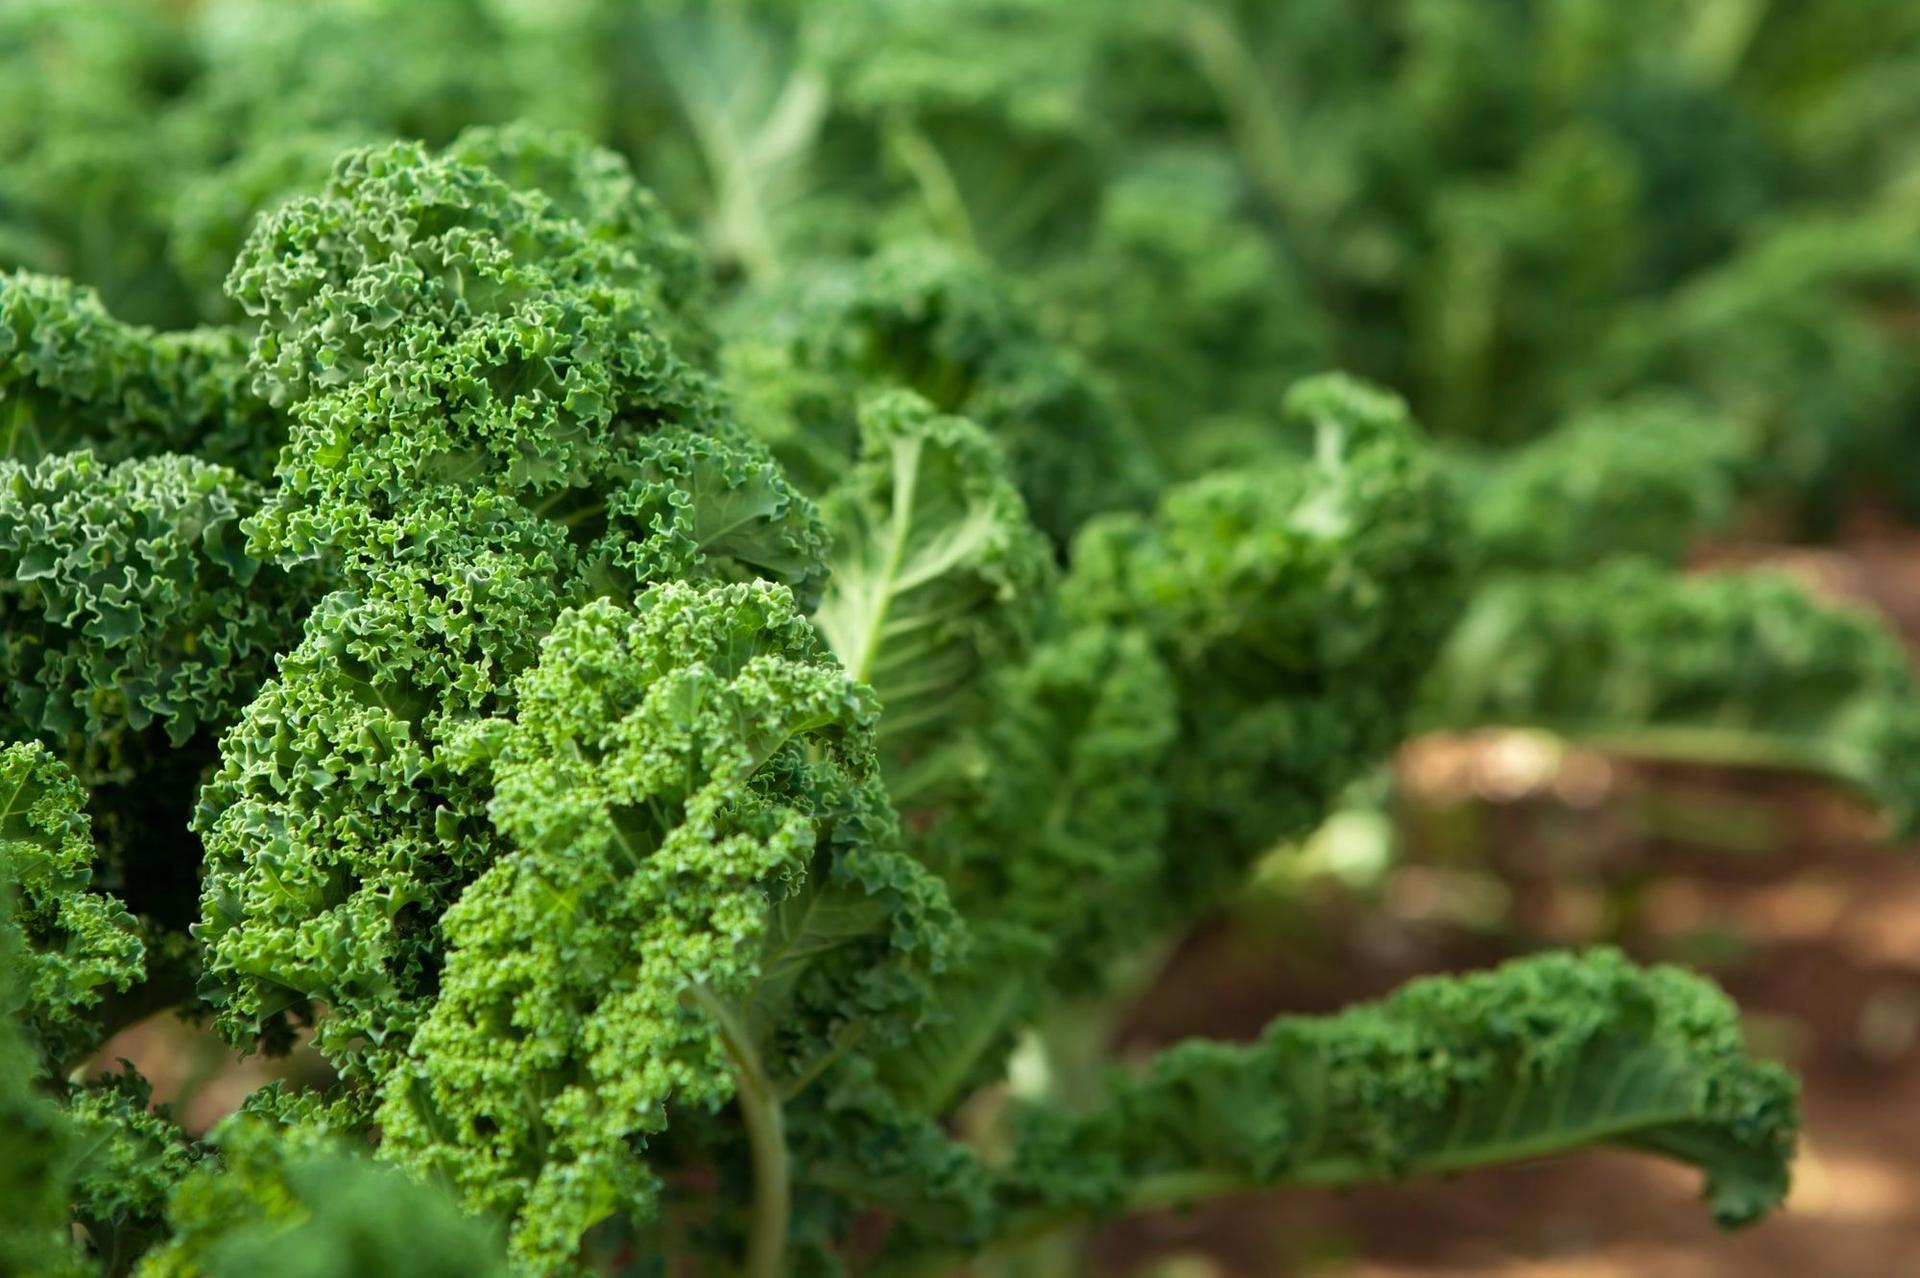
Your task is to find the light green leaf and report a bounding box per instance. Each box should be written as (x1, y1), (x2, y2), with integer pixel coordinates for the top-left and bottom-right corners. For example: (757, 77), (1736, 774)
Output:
(812, 391), (1050, 772)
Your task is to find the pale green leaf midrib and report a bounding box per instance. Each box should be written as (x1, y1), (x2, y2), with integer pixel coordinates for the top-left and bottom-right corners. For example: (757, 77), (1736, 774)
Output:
(884, 501), (998, 596)
(841, 439), (923, 686)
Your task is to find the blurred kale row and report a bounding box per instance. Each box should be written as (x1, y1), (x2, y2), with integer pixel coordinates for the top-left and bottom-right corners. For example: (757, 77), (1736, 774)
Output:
(7, 0), (1920, 514)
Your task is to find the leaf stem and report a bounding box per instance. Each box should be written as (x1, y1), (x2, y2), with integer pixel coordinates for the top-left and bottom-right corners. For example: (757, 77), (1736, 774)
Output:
(1433, 720), (1870, 795)
(689, 984), (790, 1278)
(1177, 4), (1297, 228)
(885, 117), (978, 253)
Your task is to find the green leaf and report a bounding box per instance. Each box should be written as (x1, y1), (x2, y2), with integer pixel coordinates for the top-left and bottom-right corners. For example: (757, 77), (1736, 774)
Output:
(1002, 949), (1795, 1232)
(0, 452), (307, 786)
(0, 741), (144, 1068)
(722, 239), (1151, 543)
(1422, 561), (1920, 836)
(1060, 373), (1466, 910)
(1455, 395), (1749, 573)
(0, 273), (276, 475)
(0, 866), (77, 1277)
(585, 425), (828, 609)
(138, 1115), (508, 1278)
(812, 391), (1051, 776)
(376, 585), (954, 1271)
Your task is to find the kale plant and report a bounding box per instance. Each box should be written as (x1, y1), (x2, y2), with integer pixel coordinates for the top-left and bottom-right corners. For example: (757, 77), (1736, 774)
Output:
(4, 3), (1920, 1275)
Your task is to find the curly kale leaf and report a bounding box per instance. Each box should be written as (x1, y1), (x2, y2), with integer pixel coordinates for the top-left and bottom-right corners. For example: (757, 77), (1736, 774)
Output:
(0, 273), (278, 476)
(196, 430), (821, 1071)
(1002, 949), (1794, 1234)
(861, 625), (1180, 1130)
(445, 121), (715, 363)
(0, 452), (305, 786)
(379, 583), (954, 1270)
(137, 1115), (508, 1278)
(856, 376), (1463, 1132)
(812, 391), (1053, 789)
(1423, 561), (1920, 835)
(1064, 373), (1466, 912)
(195, 132), (741, 1065)
(0, 741), (143, 1068)
(0, 449), (315, 939)
(1457, 396), (1749, 573)
(724, 238), (1150, 544)
(1, 814), (191, 1274)
(134, 0), (611, 325)
(193, 546), (561, 1060)
(937, 623), (1178, 995)
(856, 375), (1466, 1143)
(63, 1065), (203, 1269)
(0, 864), (80, 1277)
(227, 134), (716, 568)
(586, 424), (829, 610)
